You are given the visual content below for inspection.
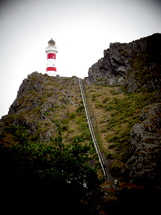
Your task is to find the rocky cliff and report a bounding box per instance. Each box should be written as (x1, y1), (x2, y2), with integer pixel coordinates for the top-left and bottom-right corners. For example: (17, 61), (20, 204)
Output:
(0, 72), (87, 145)
(123, 103), (161, 185)
(84, 33), (161, 186)
(85, 33), (161, 92)
(0, 73), (103, 214)
(0, 33), (161, 213)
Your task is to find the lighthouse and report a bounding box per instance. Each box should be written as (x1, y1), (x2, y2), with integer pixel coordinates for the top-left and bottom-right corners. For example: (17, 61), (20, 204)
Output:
(45, 38), (58, 76)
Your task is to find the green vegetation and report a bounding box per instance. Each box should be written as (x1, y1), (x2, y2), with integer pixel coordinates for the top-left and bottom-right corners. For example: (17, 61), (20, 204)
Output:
(105, 91), (159, 175)
(84, 80), (161, 178)
(76, 105), (84, 113)
(66, 112), (76, 119)
(62, 103), (93, 146)
(1, 57), (160, 212)
(0, 122), (103, 213)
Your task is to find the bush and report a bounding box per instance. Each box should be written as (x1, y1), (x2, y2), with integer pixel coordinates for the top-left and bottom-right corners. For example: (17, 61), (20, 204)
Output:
(76, 105), (84, 113)
(68, 113), (76, 119)
(102, 97), (110, 103)
(105, 152), (114, 159)
(1, 121), (103, 213)
(62, 125), (68, 131)
(95, 102), (104, 108)
(78, 122), (88, 131)
(67, 129), (75, 133)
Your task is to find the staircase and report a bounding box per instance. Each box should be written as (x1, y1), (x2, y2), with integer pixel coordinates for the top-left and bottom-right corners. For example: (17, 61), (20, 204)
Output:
(78, 78), (109, 179)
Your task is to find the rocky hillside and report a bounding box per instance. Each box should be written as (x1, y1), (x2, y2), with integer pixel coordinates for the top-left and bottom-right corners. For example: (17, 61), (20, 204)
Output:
(83, 33), (161, 187)
(0, 33), (161, 214)
(85, 33), (161, 92)
(0, 73), (93, 145)
(123, 103), (161, 184)
(0, 72), (102, 214)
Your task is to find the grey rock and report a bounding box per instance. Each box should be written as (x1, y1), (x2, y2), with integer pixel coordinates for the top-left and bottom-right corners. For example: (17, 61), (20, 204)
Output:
(124, 76), (138, 92)
(0, 120), (4, 135)
(85, 33), (161, 92)
(123, 103), (161, 184)
(115, 87), (123, 94)
(8, 99), (19, 114)
(130, 123), (145, 152)
(2, 72), (81, 144)
(8, 72), (46, 115)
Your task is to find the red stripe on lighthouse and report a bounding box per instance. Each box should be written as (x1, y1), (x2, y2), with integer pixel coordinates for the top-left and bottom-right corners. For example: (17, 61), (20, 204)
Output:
(47, 53), (56, 59)
(46, 67), (57, 71)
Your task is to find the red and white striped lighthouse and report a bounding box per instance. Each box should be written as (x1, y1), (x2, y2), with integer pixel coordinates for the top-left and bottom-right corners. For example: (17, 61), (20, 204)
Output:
(45, 38), (58, 76)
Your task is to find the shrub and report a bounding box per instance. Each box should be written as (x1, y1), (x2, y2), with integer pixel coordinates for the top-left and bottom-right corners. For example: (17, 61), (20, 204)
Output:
(61, 105), (66, 109)
(67, 129), (75, 133)
(107, 135), (119, 143)
(104, 104), (113, 111)
(102, 97), (110, 103)
(76, 117), (82, 124)
(95, 102), (104, 108)
(108, 143), (119, 149)
(44, 111), (49, 116)
(78, 122), (88, 131)
(0, 121), (103, 213)
(62, 125), (68, 131)
(68, 113), (76, 119)
(107, 152), (114, 159)
(76, 105), (84, 113)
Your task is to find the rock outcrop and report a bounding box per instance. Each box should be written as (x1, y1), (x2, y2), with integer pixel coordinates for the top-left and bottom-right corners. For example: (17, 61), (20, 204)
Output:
(8, 72), (79, 116)
(84, 34), (161, 185)
(123, 103), (161, 185)
(1, 33), (161, 214)
(85, 33), (161, 92)
(1, 33), (161, 188)
(0, 72), (81, 143)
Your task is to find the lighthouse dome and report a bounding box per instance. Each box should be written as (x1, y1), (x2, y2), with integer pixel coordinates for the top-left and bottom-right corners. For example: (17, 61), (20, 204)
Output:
(48, 38), (55, 46)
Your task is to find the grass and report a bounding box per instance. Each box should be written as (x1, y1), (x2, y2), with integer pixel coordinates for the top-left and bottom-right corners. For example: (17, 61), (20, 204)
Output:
(4, 75), (86, 147)
(59, 100), (93, 146)
(84, 81), (160, 178)
(4, 71), (160, 183)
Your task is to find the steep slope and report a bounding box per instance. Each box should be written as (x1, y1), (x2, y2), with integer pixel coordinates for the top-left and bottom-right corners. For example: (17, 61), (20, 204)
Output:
(0, 33), (161, 213)
(83, 82), (161, 184)
(84, 33), (161, 187)
(0, 72), (92, 146)
(85, 33), (161, 92)
(0, 72), (103, 214)
(123, 103), (161, 184)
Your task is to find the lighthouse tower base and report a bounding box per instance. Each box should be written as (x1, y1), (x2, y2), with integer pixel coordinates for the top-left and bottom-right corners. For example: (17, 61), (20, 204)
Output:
(45, 71), (57, 77)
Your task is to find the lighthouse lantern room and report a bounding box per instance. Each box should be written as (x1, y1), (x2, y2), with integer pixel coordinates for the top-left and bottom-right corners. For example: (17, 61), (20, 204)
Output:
(45, 38), (58, 76)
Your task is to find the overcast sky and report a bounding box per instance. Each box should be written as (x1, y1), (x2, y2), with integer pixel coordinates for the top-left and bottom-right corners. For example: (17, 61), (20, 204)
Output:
(0, 0), (161, 118)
